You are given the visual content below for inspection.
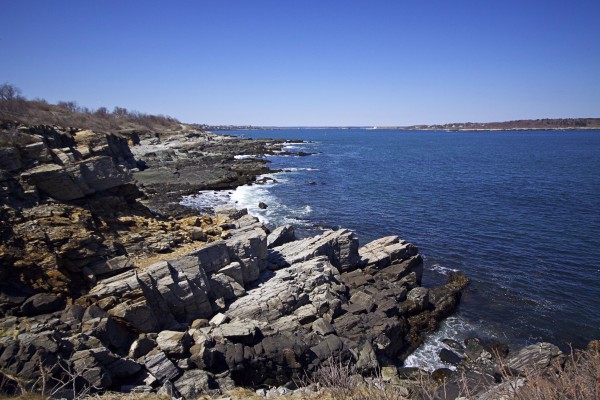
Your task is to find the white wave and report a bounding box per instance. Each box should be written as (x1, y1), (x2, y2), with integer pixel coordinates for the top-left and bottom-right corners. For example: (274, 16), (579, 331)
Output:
(284, 167), (320, 172)
(180, 190), (233, 210)
(403, 316), (472, 371)
(230, 174), (314, 228)
(430, 263), (460, 275)
(234, 154), (260, 160)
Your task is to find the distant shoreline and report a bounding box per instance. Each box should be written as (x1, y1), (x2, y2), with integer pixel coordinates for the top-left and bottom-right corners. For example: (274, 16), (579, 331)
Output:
(202, 117), (600, 132)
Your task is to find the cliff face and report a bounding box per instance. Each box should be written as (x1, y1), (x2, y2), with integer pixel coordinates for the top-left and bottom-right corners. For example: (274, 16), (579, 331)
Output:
(0, 123), (222, 311)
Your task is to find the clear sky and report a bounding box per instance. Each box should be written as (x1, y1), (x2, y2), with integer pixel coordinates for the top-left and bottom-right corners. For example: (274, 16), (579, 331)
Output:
(1, 1), (599, 126)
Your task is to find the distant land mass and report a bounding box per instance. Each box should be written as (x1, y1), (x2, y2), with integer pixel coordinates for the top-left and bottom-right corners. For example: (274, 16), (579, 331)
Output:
(203, 118), (600, 131)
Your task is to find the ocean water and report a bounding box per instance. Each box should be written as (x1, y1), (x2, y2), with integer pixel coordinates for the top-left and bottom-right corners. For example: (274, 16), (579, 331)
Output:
(183, 129), (600, 369)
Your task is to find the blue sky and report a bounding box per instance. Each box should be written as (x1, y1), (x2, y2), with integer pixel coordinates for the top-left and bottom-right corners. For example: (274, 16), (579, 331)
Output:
(1, 1), (599, 126)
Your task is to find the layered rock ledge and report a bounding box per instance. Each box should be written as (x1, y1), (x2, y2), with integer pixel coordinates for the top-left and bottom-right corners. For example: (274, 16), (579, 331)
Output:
(0, 206), (468, 397)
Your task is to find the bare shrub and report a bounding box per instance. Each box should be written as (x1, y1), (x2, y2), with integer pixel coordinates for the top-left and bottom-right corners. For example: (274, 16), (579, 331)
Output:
(510, 346), (600, 400)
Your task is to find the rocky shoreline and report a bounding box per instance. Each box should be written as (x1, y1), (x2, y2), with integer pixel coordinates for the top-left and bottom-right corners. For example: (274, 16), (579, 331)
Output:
(0, 121), (595, 399)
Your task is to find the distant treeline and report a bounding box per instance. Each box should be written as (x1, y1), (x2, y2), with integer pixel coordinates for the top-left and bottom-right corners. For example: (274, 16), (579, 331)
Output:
(405, 118), (600, 131)
(0, 82), (180, 132)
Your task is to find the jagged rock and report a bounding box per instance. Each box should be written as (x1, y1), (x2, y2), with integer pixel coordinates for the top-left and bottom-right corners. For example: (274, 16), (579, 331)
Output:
(213, 320), (260, 345)
(227, 256), (346, 323)
(505, 342), (564, 374)
(21, 156), (132, 201)
(225, 227), (268, 284)
(440, 348), (463, 365)
(21, 141), (52, 164)
(215, 206), (248, 221)
(189, 342), (215, 369)
(190, 228), (207, 241)
(88, 256), (214, 332)
(267, 224), (296, 248)
(174, 369), (218, 399)
(156, 330), (192, 357)
(144, 350), (181, 382)
(258, 201), (268, 209)
(128, 334), (157, 359)
(359, 236), (419, 270)
(268, 229), (360, 272)
(19, 293), (64, 316)
(312, 318), (335, 336)
(0, 147), (22, 171)
(71, 348), (116, 389)
(210, 313), (230, 327)
(406, 287), (430, 312)
(209, 273), (246, 300)
(219, 262), (245, 287)
(89, 255), (134, 277)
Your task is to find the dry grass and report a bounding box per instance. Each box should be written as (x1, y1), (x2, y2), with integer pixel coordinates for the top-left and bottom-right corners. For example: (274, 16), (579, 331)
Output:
(510, 346), (600, 400)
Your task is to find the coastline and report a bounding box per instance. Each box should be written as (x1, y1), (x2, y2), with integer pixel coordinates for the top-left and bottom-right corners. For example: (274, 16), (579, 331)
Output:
(0, 121), (597, 398)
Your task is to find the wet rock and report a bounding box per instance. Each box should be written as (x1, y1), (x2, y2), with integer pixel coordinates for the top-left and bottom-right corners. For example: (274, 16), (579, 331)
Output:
(439, 348), (463, 365)
(258, 201), (268, 209)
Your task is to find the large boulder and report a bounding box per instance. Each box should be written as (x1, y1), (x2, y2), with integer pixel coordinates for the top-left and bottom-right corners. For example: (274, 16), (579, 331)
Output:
(505, 342), (564, 374)
(267, 225), (296, 248)
(267, 229), (360, 272)
(21, 156), (132, 201)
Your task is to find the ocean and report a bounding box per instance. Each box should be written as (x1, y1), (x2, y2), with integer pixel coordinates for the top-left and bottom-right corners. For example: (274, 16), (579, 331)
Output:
(182, 129), (600, 369)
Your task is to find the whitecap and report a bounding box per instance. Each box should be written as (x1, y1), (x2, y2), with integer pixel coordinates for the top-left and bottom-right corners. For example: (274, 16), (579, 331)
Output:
(180, 190), (232, 210)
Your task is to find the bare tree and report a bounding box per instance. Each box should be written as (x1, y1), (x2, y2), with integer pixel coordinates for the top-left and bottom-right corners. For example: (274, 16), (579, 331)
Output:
(0, 83), (23, 102)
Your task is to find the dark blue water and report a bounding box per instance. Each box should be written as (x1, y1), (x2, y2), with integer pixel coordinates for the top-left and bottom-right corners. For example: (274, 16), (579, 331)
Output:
(192, 129), (600, 356)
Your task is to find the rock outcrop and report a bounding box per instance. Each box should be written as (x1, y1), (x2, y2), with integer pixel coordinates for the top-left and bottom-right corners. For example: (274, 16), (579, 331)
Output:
(0, 205), (470, 398)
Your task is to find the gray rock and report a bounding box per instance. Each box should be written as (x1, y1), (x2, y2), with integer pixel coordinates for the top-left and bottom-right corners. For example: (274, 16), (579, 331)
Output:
(89, 255), (134, 276)
(355, 341), (379, 373)
(359, 236), (419, 271)
(267, 224), (296, 248)
(144, 351), (181, 382)
(20, 142), (52, 163)
(174, 369), (218, 399)
(268, 229), (360, 272)
(312, 318), (335, 336)
(214, 206), (248, 221)
(214, 320), (259, 345)
(226, 227), (268, 283)
(189, 241), (231, 274)
(219, 262), (245, 286)
(190, 228), (207, 241)
(227, 257), (346, 324)
(19, 293), (64, 316)
(0, 147), (22, 171)
(21, 164), (84, 200)
(406, 287), (430, 311)
(128, 334), (157, 359)
(210, 312), (230, 326)
(505, 342), (564, 374)
(88, 256), (214, 332)
(439, 348), (463, 365)
(156, 330), (192, 357)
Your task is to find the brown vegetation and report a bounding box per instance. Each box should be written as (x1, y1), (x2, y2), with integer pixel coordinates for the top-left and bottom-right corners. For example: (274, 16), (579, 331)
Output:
(0, 83), (180, 133)
(406, 118), (600, 131)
